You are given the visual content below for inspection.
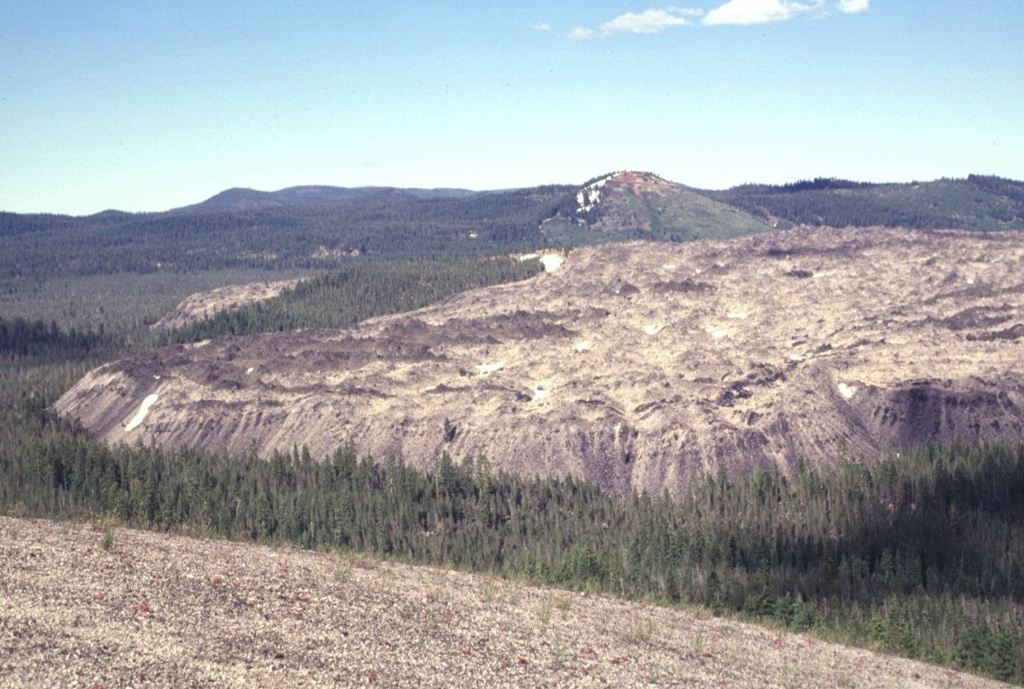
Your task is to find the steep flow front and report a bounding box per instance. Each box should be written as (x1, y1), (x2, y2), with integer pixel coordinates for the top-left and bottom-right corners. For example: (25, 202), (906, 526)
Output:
(55, 227), (1024, 496)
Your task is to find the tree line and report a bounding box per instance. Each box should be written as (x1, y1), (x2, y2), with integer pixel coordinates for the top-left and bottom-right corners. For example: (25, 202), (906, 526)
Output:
(2, 414), (1022, 683)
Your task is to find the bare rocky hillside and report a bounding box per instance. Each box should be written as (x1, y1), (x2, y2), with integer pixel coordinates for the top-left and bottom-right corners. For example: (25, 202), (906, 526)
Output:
(55, 227), (1024, 496)
(0, 516), (1011, 689)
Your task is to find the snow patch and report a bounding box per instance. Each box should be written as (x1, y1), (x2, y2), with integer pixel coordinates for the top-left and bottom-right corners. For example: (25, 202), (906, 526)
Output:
(518, 253), (540, 262)
(532, 386), (551, 402)
(661, 263), (677, 270)
(705, 327), (727, 340)
(838, 383), (856, 400)
(788, 354), (805, 362)
(125, 394), (158, 432)
(643, 325), (661, 336)
(541, 254), (564, 272)
(576, 188), (601, 213)
(966, 277), (975, 285)
(476, 361), (505, 375)
(727, 311), (748, 320)
(246, 367), (254, 375)
(574, 340), (592, 353)
(576, 175), (613, 215)
(812, 272), (825, 279)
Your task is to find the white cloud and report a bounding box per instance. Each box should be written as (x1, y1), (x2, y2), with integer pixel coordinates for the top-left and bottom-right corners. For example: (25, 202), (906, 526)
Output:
(837, 0), (869, 13)
(703, 0), (825, 25)
(568, 0), (853, 39)
(601, 8), (697, 34)
(570, 7), (702, 38)
(533, 22), (552, 31)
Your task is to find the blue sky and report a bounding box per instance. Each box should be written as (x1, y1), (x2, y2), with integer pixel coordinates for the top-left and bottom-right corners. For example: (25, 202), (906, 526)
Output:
(2, 0), (1022, 215)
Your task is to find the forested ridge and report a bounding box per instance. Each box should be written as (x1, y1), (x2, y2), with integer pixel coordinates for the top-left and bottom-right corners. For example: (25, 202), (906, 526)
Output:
(708, 174), (1024, 229)
(5, 173), (1023, 281)
(0, 185), (574, 280)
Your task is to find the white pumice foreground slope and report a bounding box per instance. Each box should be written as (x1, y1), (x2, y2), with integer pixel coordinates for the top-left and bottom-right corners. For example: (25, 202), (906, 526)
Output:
(0, 516), (1013, 689)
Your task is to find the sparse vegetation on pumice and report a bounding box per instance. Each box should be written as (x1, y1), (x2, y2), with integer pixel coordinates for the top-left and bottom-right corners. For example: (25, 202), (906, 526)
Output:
(0, 516), (1011, 689)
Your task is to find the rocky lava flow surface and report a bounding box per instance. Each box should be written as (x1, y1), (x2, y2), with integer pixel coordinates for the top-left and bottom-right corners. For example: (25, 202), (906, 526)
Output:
(55, 227), (1024, 496)
(149, 278), (302, 332)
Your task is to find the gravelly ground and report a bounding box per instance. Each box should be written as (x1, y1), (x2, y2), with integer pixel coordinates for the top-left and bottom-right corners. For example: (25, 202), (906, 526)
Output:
(0, 516), (1010, 688)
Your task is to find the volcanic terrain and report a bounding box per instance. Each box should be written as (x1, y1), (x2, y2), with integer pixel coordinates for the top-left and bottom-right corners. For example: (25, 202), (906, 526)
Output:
(0, 515), (1010, 689)
(55, 226), (1024, 496)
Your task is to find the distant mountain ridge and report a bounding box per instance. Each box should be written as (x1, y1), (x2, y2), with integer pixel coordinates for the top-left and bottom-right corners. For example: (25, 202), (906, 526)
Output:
(0, 172), (764, 279)
(2, 172), (1023, 280)
(179, 185), (478, 212)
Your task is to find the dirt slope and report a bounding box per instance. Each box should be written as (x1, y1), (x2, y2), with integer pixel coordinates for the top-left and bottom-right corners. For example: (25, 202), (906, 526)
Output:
(55, 227), (1024, 496)
(0, 516), (1011, 689)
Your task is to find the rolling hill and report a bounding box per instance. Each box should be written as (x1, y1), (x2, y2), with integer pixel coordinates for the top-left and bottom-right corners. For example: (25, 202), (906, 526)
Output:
(541, 170), (768, 243)
(178, 184), (478, 212)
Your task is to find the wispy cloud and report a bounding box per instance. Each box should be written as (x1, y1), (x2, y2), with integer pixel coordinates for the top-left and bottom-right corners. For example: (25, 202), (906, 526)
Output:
(569, 7), (702, 38)
(836, 0), (870, 13)
(568, 26), (596, 39)
(702, 0), (825, 26)
(532, 22), (552, 31)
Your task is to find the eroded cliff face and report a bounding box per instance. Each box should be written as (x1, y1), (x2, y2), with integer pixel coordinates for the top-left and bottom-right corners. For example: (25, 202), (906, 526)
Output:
(55, 227), (1024, 496)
